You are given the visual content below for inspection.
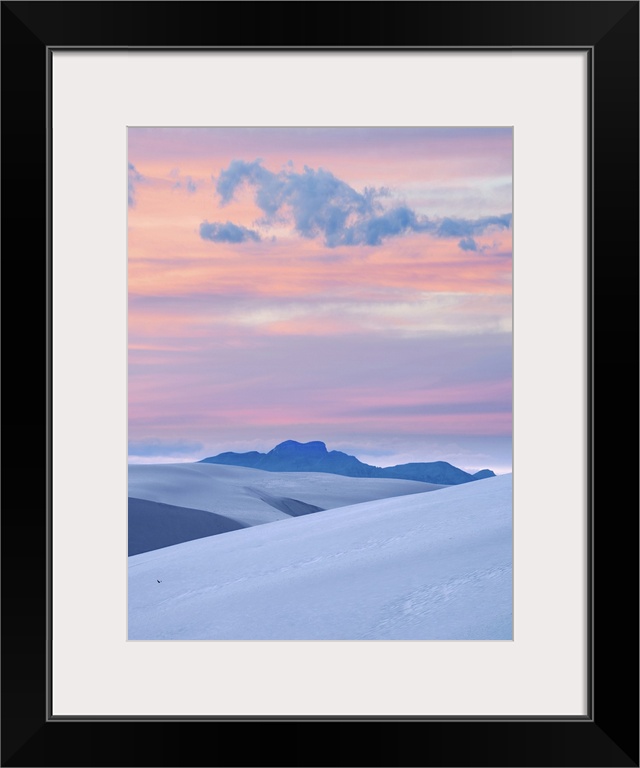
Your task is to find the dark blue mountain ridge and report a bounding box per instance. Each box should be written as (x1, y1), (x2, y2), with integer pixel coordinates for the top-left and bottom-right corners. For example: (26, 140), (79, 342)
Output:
(199, 440), (495, 485)
(472, 469), (496, 481)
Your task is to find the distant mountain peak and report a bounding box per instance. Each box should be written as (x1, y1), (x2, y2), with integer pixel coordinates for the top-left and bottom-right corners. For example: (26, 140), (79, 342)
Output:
(199, 441), (494, 485)
(472, 469), (496, 480)
(272, 440), (327, 453)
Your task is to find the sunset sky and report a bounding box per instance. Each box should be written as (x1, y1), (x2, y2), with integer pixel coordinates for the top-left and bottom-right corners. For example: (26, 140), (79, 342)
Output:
(128, 127), (512, 473)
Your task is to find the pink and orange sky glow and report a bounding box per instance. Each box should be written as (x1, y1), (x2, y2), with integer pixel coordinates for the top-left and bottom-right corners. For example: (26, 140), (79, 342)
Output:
(128, 127), (512, 473)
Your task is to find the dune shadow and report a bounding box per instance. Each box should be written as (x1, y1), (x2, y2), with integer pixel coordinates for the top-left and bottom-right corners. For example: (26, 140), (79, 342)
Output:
(128, 497), (246, 555)
(244, 487), (325, 517)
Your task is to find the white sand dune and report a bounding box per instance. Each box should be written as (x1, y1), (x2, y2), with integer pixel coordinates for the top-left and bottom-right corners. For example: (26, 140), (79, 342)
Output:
(128, 473), (512, 641)
(129, 463), (443, 553)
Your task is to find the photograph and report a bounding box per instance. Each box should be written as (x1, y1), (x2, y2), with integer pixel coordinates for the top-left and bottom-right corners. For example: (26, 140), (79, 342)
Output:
(127, 126), (513, 641)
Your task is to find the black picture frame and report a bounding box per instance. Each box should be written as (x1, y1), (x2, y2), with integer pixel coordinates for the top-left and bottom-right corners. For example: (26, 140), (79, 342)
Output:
(2, 2), (638, 766)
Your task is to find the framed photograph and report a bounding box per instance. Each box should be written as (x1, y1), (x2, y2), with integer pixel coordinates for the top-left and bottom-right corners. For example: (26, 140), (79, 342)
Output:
(2, 2), (638, 766)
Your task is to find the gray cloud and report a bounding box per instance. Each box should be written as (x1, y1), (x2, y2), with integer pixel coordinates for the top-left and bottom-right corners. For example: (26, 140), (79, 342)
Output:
(205, 160), (511, 248)
(128, 162), (143, 208)
(170, 168), (199, 194)
(437, 215), (511, 238)
(200, 221), (261, 243)
(458, 237), (478, 251)
(173, 176), (198, 194)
